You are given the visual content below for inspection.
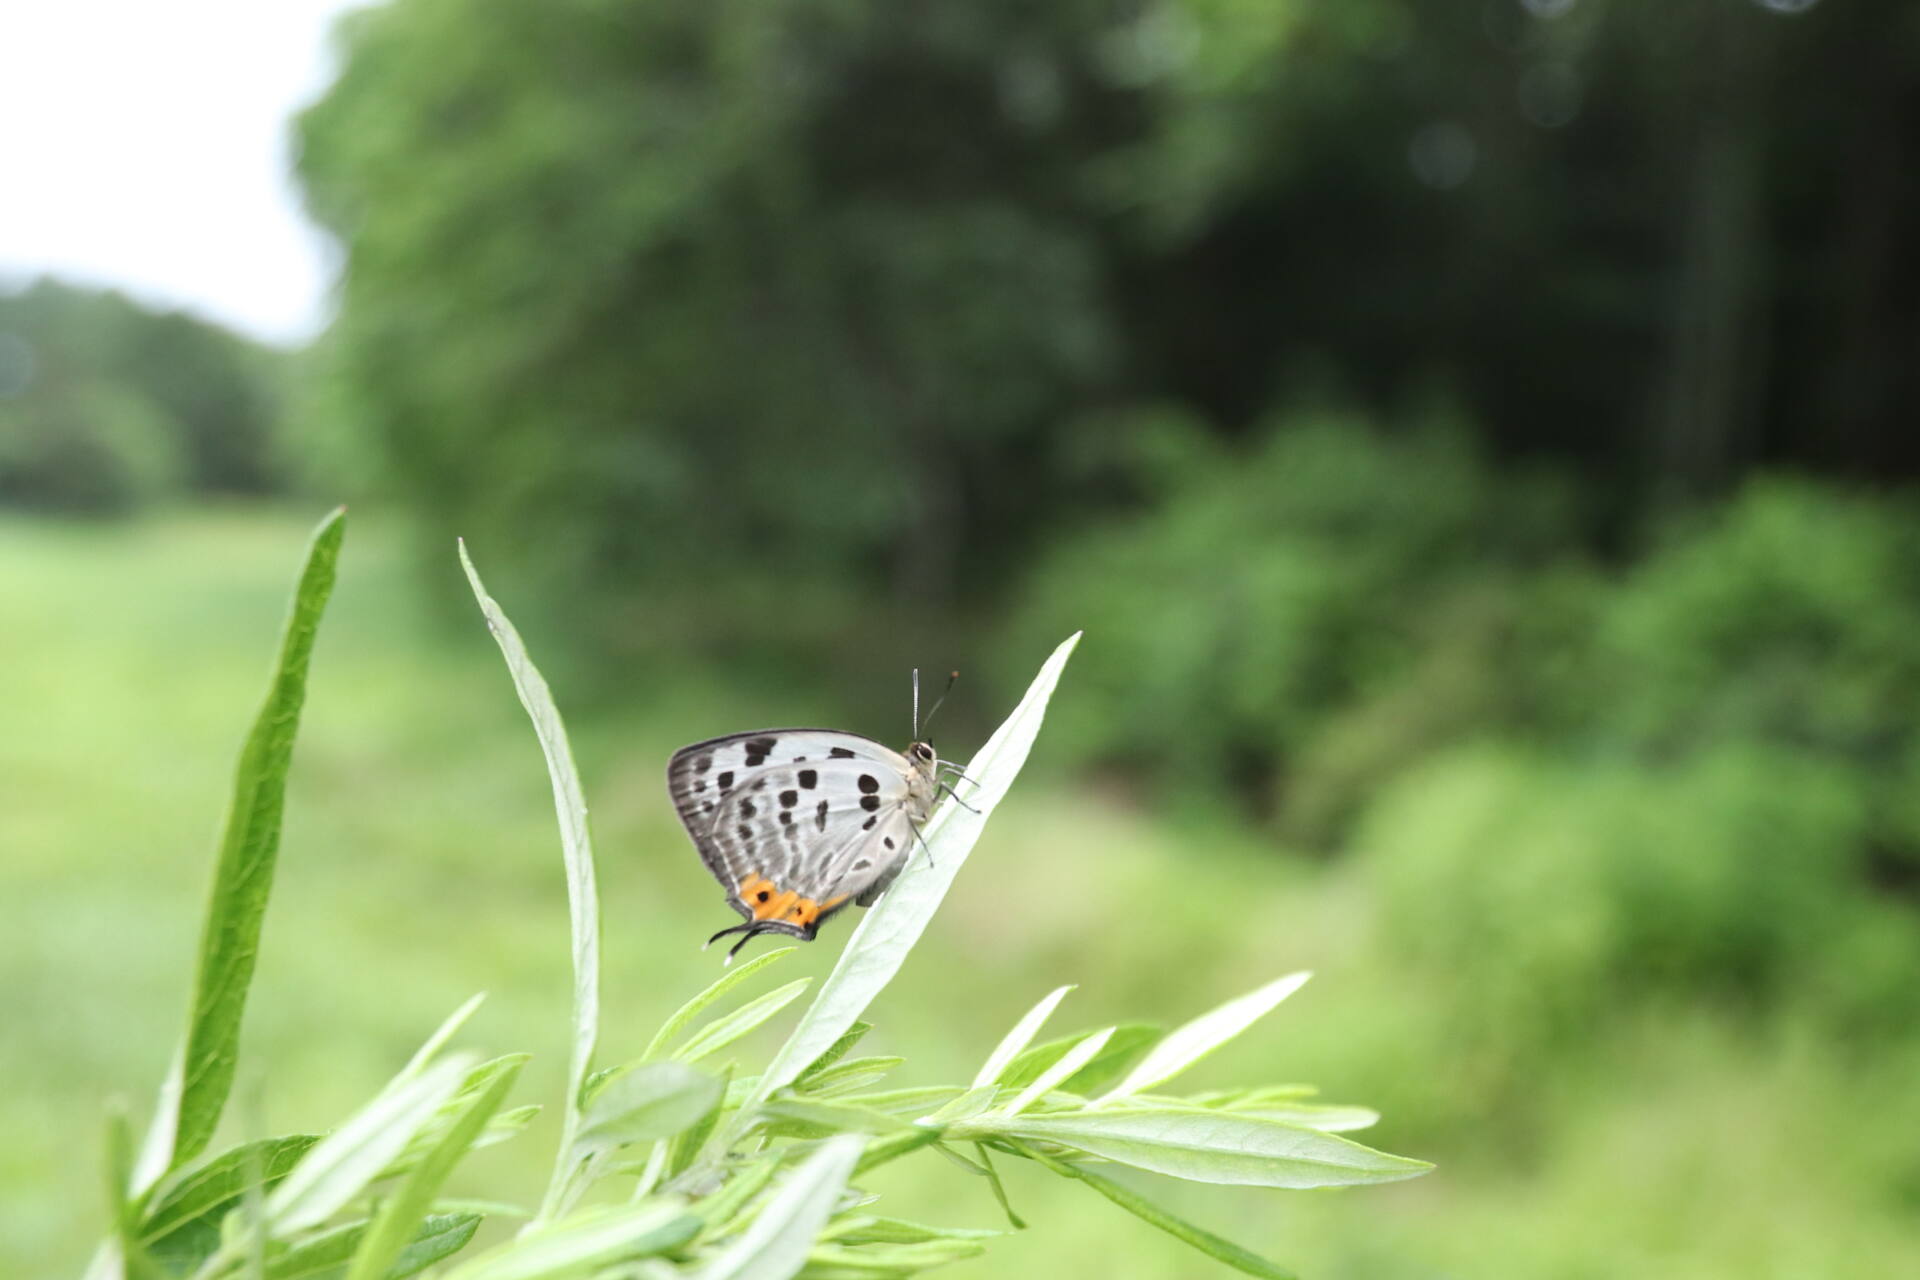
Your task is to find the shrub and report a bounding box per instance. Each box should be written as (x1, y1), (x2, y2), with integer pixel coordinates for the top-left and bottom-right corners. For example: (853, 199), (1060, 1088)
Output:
(1000, 412), (1576, 826)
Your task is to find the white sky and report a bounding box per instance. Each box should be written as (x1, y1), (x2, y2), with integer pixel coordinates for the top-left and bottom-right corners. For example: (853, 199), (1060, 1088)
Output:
(0, 0), (364, 346)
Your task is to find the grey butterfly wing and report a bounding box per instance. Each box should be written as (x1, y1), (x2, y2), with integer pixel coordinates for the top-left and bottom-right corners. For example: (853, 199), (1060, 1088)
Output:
(667, 728), (917, 938)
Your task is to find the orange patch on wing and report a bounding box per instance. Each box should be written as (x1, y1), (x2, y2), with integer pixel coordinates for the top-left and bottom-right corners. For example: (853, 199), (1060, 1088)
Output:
(737, 875), (841, 928)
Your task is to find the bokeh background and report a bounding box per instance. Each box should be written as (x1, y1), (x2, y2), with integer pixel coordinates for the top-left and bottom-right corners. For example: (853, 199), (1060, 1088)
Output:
(6, 0), (1920, 1275)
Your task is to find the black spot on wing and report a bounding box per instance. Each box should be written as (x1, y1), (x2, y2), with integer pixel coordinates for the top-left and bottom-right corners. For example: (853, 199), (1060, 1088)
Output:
(694, 754), (713, 773)
(779, 789), (798, 808)
(815, 799), (829, 832)
(830, 747), (856, 759)
(744, 736), (778, 767)
(740, 799), (757, 819)
(860, 794), (880, 812)
(857, 774), (879, 794)
(717, 770), (734, 791)
(798, 769), (818, 789)
(861, 816), (876, 830)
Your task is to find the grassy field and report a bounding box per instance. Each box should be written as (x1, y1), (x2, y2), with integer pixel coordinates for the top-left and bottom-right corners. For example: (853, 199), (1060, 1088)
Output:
(4, 507), (1915, 1278)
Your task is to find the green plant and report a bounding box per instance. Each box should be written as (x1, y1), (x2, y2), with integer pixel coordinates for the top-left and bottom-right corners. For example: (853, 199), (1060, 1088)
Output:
(88, 509), (1427, 1280)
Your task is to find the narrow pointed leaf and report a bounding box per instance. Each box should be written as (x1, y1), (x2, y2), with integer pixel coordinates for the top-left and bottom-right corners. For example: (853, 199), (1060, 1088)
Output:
(576, 1063), (725, 1157)
(644, 949), (797, 1062)
(1002, 1024), (1162, 1096)
(135, 509), (345, 1189)
(441, 1201), (699, 1280)
(1012, 1140), (1294, 1279)
(267, 1055), (474, 1233)
(1004, 1027), (1114, 1117)
(968, 1108), (1430, 1188)
(460, 541), (601, 1224)
(346, 1057), (524, 1280)
(696, 1135), (865, 1280)
(398, 994), (488, 1081)
(972, 986), (1075, 1088)
(141, 1136), (320, 1241)
(674, 979), (813, 1064)
(1095, 972), (1311, 1106)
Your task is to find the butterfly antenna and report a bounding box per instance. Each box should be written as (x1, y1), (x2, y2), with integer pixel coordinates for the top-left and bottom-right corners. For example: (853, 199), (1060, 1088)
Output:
(922, 670), (959, 736)
(912, 668), (921, 739)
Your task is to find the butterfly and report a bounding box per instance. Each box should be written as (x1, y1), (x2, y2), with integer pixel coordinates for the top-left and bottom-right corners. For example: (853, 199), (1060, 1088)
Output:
(666, 673), (968, 960)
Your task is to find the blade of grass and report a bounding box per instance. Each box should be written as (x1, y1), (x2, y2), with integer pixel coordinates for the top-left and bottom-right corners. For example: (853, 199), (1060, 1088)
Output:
(459, 541), (602, 1225)
(734, 634), (1080, 1134)
(133, 508), (345, 1190)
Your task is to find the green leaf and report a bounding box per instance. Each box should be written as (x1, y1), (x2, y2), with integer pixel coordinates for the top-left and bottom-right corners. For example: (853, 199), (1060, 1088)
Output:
(972, 986), (1075, 1088)
(668, 1065), (734, 1179)
(345, 1057), (524, 1280)
(790, 1057), (903, 1098)
(850, 1127), (942, 1177)
(1010, 1140), (1295, 1279)
(918, 1086), (999, 1126)
(266, 1054), (475, 1233)
(141, 1135), (320, 1241)
(695, 1135), (864, 1280)
(822, 1217), (1000, 1245)
(1002, 1024), (1162, 1096)
(692, 1159), (783, 1246)
(644, 949), (798, 1062)
(792, 1022), (872, 1088)
(1221, 1103), (1379, 1133)
(134, 508), (345, 1189)
(674, 979), (813, 1064)
(735, 635), (1080, 1130)
(576, 1062), (725, 1158)
(1002, 1027), (1114, 1117)
(459, 541), (601, 1223)
(757, 1099), (914, 1138)
(103, 1103), (162, 1280)
(385, 1213), (485, 1280)
(803, 1239), (991, 1272)
(1094, 972), (1310, 1106)
(383, 1054), (535, 1179)
(440, 1201), (699, 1280)
(262, 1219), (364, 1278)
(840, 1087), (963, 1117)
(965, 1108), (1431, 1188)
(973, 1143), (1025, 1231)
(397, 993), (488, 1081)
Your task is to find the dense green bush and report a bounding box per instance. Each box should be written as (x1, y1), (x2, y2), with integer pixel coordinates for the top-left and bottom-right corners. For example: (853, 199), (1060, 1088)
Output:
(1001, 413), (1578, 826)
(1352, 480), (1920, 1052)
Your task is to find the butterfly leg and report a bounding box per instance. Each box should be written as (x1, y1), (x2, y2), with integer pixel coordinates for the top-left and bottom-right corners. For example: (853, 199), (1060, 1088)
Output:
(936, 781), (981, 814)
(906, 815), (937, 869)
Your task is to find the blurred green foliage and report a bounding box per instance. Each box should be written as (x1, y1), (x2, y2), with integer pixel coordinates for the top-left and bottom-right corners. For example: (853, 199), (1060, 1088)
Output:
(0, 281), (286, 513)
